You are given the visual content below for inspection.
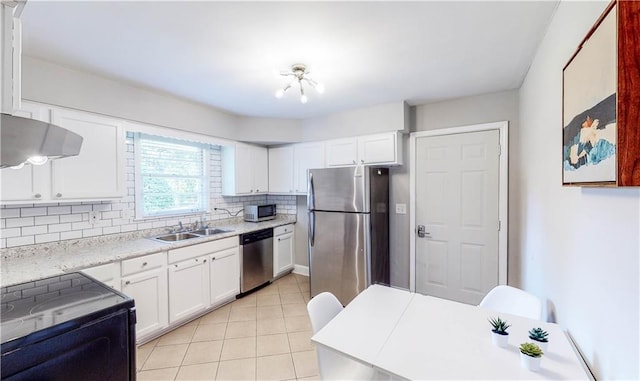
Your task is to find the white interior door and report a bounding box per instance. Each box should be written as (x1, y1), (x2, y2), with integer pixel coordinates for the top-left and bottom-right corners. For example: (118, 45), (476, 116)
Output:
(413, 128), (502, 305)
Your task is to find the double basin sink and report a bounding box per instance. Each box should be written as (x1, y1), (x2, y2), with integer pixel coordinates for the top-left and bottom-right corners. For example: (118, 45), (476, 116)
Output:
(151, 228), (233, 242)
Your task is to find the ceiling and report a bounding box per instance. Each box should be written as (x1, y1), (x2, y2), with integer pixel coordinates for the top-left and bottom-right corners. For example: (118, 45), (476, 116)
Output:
(20, 1), (558, 120)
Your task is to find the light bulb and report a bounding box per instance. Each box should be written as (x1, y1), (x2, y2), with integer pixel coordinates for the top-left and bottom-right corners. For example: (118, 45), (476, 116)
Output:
(315, 83), (325, 94)
(10, 162), (25, 170)
(27, 156), (49, 165)
(275, 89), (285, 99)
(300, 95), (308, 104)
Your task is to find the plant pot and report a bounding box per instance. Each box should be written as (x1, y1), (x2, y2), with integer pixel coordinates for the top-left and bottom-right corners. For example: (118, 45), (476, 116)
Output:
(491, 332), (509, 348)
(520, 352), (542, 371)
(531, 339), (548, 352)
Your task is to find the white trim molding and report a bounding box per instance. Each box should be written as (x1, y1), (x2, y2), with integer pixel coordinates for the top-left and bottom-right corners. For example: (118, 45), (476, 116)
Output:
(293, 265), (309, 277)
(409, 121), (509, 292)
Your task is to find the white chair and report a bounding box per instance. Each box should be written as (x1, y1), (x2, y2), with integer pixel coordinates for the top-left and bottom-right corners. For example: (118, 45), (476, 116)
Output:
(479, 285), (543, 320)
(307, 292), (375, 380)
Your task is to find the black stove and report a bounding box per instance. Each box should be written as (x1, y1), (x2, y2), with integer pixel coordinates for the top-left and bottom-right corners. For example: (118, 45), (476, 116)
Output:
(1, 273), (136, 381)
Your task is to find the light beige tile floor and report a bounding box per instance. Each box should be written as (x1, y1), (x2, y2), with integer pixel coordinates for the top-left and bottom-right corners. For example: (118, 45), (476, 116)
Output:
(137, 273), (319, 381)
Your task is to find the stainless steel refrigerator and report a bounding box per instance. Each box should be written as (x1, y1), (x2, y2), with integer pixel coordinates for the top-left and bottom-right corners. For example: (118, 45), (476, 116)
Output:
(307, 166), (389, 305)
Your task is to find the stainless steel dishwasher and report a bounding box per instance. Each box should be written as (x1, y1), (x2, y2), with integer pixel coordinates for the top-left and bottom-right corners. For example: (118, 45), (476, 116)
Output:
(239, 228), (274, 293)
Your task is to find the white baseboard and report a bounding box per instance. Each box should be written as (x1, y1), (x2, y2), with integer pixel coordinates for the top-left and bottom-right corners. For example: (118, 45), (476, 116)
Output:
(293, 265), (309, 277)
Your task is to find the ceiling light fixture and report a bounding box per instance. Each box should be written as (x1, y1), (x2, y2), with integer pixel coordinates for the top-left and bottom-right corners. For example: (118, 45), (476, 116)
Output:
(274, 64), (324, 104)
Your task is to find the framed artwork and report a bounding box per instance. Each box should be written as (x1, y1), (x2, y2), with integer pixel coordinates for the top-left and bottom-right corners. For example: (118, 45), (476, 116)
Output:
(562, 3), (617, 186)
(562, 0), (640, 187)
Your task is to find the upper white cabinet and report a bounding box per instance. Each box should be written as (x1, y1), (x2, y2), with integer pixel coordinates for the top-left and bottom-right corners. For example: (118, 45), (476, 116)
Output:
(268, 146), (294, 194)
(0, 102), (126, 203)
(51, 108), (125, 200)
(325, 132), (402, 167)
(1, 102), (50, 201)
(325, 138), (358, 167)
(293, 143), (324, 194)
(222, 143), (269, 196)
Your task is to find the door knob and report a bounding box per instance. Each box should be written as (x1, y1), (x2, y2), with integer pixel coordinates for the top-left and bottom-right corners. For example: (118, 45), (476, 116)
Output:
(417, 225), (431, 238)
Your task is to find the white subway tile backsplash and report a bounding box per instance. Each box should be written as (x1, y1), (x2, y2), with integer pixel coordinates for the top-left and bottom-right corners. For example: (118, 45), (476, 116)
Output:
(6, 217), (34, 228)
(7, 236), (35, 247)
(20, 207), (48, 217)
(71, 205), (92, 213)
(59, 214), (82, 223)
(34, 215), (60, 225)
(47, 206), (71, 215)
(48, 223), (72, 233)
(35, 233), (60, 244)
(1, 208), (20, 218)
(21, 225), (48, 236)
(1, 228), (21, 238)
(60, 230), (82, 240)
(1, 143), (297, 248)
(82, 228), (103, 237)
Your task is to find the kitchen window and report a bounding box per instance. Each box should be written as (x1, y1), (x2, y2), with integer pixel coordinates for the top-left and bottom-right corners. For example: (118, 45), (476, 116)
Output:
(134, 133), (208, 218)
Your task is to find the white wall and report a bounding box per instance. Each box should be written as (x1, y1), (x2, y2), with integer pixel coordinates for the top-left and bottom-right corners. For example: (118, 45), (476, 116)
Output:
(300, 101), (408, 141)
(235, 116), (302, 144)
(22, 56), (240, 139)
(516, 1), (639, 379)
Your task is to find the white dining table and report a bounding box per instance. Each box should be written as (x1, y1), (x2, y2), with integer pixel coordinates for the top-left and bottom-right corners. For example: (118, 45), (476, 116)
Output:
(311, 284), (593, 380)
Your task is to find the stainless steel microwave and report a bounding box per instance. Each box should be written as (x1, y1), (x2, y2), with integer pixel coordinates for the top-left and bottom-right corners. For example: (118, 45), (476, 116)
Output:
(244, 204), (276, 222)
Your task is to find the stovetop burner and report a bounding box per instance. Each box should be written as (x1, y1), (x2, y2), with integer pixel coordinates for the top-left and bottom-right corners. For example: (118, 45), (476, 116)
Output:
(1, 273), (128, 345)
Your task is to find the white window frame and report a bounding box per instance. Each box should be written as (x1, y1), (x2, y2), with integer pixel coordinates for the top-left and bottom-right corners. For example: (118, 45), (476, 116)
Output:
(134, 133), (209, 219)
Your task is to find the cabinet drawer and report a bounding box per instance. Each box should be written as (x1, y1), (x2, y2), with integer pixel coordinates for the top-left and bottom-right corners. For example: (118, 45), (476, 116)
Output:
(168, 236), (238, 264)
(122, 252), (165, 276)
(82, 262), (120, 282)
(274, 224), (294, 236)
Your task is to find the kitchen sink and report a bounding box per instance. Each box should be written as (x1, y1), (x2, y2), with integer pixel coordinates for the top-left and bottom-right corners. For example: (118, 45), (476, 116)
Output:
(152, 232), (201, 242)
(190, 228), (231, 236)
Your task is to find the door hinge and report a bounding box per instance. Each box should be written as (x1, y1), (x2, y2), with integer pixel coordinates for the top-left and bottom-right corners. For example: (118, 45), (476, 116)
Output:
(498, 220), (501, 231)
(498, 143), (501, 156)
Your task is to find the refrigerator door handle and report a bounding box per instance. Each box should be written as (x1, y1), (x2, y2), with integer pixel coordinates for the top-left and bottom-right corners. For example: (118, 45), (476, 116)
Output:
(309, 211), (315, 247)
(307, 173), (315, 211)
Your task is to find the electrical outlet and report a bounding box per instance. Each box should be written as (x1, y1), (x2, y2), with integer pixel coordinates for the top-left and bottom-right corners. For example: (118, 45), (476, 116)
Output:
(89, 211), (99, 224)
(395, 203), (407, 215)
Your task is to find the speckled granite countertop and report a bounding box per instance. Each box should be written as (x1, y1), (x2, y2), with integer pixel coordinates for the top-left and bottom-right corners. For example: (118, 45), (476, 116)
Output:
(0, 215), (296, 287)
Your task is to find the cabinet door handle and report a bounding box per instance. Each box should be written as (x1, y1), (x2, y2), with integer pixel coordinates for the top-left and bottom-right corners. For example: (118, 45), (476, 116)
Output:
(211, 257), (216, 261)
(125, 281), (131, 285)
(142, 262), (148, 266)
(256, 189), (260, 192)
(203, 259), (207, 263)
(34, 193), (42, 199)
(278, 238), (281, 241)
(56, 193), (62, 198)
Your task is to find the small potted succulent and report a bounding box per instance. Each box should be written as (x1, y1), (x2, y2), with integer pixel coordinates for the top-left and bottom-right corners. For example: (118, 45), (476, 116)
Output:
(528, 327), (549, 351)
(520, 342), (544, 371)
(488, 317), (510, 348)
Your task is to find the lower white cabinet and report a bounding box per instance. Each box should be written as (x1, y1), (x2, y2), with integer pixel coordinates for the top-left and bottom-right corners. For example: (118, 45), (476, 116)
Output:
(209, 247), (240, 306)
(121, 267), (168, 339)
(81, 262), (121, 291)
(168, 255), (210, 324)
(274, 224), (295, 277)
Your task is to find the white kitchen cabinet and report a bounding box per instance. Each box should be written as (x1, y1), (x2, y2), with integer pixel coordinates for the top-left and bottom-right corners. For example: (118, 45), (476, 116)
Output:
(268, 146), (294, 194)
(273, 224), (295, 277)
(222, 143), (269, 196)
(168, 255), (210, 324)
(120, 252), (168, 340)
(293, 142), (324, 194)
(1, 5), (21, 114)
(209, 247), (240, 307)
(81, 262), (121, 291)
(325, 132), (403, 167)
(325, 137), (358, 167)
(122, 267), (168, 340)
(0, 103), (126, 203)
(1, 101), (50, 202)
(167, 236), (238, 323)
(50, 108), (125, 200)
